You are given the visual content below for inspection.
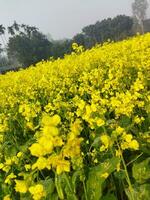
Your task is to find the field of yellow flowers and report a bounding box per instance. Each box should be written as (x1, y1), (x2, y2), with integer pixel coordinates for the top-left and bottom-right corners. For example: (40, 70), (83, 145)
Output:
(0, 33), (150, 200)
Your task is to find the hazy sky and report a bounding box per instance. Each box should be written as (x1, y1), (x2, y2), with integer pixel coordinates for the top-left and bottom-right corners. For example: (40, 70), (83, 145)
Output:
(0, 0), (149, 40)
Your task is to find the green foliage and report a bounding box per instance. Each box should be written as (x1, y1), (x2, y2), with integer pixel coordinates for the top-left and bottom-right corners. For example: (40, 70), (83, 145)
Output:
(86, 157), (120, 200)
(7, 23), (53, 67)
(132, 158), (150, 183)
(124, 158), (150, 200)
(1, 14), (150, 72)
(51, 39), (72, 59)
(101, 194), (117, 200)
(82, 15), (134, 48)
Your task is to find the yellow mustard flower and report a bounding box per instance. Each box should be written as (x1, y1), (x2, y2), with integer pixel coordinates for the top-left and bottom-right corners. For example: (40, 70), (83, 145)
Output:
(29, 143), (44, 157)
(96, 118), (105, 127)
(17, 152), (23, 158)
(42, 114), (61, 127)
(3, 195), (11, 200)
(129, 139), (139, 150)
(5, 173), (16, 184)
(100, 134), (111, 152)
(15, 180), (28, 193)
(32, 157), (49, 170)
(101, 172), (109, 179)
(38, 136), (54, 154)
(56, 160), (70, 175)
(29, 184), (46, 200)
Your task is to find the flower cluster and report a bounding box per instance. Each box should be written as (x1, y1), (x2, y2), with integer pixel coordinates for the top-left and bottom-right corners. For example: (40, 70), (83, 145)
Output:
(0, 33), (150, 199)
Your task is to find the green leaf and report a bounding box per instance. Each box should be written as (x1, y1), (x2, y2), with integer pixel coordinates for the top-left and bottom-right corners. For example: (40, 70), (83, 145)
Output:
(126, 184), (150, 200)
(114, 170), (126, 180)
(72, 170), (83, 193)
(91, 137), (100, 148)
(42, 178), (55, 195)
(119, 115), (131, 128)
(55, 175), (64, 199)
(100, 194), (117, 200)
(64, 186), (78, 200)
(55, 173), (78, 200)
(132, 158), (150, 184)
(20, 193), (32, 200)
(49, 193), (59, 200)
(86, 157), (120, 200)
(63, 173), (78, 200)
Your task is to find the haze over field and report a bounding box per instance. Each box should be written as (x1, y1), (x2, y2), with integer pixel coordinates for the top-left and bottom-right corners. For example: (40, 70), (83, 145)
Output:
(0, 0), (141, 39)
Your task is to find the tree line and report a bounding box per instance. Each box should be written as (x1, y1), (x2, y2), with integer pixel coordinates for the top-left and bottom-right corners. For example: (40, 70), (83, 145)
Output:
(0, 0), (149, 70)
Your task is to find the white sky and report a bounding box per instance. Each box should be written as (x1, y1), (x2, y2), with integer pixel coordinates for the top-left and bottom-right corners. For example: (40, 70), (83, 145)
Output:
(0, 0), (149, 40)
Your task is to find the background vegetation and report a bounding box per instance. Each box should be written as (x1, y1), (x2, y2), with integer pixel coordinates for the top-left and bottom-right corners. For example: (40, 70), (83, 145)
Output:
(0, 0), (150, 71)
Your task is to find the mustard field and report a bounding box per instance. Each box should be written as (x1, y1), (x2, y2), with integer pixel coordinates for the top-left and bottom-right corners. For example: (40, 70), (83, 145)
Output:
(0, 33), (150, 200)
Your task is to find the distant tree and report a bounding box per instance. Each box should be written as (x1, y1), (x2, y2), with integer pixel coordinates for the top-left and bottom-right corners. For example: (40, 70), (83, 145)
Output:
(132, 0), (149, 33)
(0, 24), (6, 46)
(0, 24), (5, 35)
(0, 44), (2, 54)
(7, 22), (53, 67)
(72, 33), (86, 46)
(13, 21), (20, 32)
(8, 26), (15, 36)
(82, 15), (134, 47)
(8, 21), (20, 36)
(0, 25), (9, 67)
(8, 21), (38, 37)
(0, 55), (11, 67)
(0, 42), (11, 68)
(0, 44), (4, 66)
(46, 33), (53, 42)
(111, 15), (134, 40)
(94, 18), (113, 42)
(143, 18), (150, 32)
(0, 14), (142, 71)
(51, 39), (72, 59)
(82, 24), (97, 46)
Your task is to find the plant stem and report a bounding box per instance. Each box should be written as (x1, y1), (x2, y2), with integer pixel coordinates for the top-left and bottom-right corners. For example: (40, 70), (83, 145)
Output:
(63, 173), (78, 200)
(63, 173), (72, 192)
(117, 143), (135, 200)
(83, 179), (88, 200)
(126, 153), (143, 166)
(121, 154), (134, 200)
